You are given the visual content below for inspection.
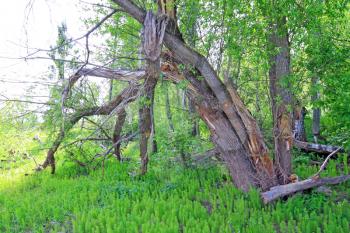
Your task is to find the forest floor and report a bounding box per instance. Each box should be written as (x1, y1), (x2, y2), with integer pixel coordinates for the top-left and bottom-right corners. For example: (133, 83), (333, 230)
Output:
(0, 151), (350, 233)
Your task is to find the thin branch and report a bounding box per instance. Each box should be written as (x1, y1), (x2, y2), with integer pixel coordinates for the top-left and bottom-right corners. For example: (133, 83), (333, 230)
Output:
(0, 99), (54, 106)
(311, 147), (343, 179)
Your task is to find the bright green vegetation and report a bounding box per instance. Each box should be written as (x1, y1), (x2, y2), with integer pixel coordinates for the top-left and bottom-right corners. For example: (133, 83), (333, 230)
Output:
(1, 0), (350, 232)
(1, 152), (349, 233)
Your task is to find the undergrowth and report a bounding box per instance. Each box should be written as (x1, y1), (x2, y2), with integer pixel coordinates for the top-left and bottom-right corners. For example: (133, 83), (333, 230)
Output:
(0, 151), (349, 233)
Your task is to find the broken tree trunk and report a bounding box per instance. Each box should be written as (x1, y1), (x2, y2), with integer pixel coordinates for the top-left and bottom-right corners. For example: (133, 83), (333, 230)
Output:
(138, 11), (166, 175)
(111, 0), (278, 190)
(113, 108), (127, 161)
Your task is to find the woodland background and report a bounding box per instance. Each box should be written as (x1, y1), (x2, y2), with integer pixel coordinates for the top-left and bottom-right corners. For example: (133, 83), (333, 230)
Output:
(0, 0), (350, 232)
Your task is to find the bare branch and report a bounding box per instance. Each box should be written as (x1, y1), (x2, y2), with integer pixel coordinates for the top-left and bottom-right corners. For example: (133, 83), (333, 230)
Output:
(0, 99), (54, 106)
(312, 147), (343, 179)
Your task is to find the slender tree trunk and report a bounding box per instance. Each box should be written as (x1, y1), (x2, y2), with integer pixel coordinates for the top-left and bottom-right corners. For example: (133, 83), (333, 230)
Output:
(181, 90), (187, 109)
(268, 17), (293, 183)
(312, 76), (321, 143)
(189, 98), (199, 136)
(164, 83), (175, 132)
(113, 108), (126, 161)
(150, 87), (158, 153)
(108, 79), (114, 101)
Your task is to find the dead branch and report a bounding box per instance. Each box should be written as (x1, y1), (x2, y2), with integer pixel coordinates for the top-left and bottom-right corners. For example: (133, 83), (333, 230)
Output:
(82, 117), (112, 140)
(0, 99), (55, 106)
(61, 67), (145, 113)
(191, 148), (221, 163)
(21, 9), (119, 60)
(312, 147), (343, 179)
(77, 68), (145, 82)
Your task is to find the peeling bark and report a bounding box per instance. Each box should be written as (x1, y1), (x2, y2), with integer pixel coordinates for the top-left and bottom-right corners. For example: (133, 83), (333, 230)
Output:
(293, 106), (307, 142)
(138, 11), (165, 174)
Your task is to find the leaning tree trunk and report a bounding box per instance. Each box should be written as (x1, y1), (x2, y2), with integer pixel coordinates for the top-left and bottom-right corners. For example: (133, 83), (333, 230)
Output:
(113, 0), (279, 191)
(268, 17), (293, 183)
(113, 108), (127, 161)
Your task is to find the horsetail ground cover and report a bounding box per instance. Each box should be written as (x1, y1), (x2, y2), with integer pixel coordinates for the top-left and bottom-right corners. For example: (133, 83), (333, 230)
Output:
(1, 151), (349, 233)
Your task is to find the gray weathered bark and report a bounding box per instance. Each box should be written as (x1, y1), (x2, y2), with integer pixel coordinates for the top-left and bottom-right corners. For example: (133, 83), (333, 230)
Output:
(262, 175), (350, 203)
(294, 106), (307, 142)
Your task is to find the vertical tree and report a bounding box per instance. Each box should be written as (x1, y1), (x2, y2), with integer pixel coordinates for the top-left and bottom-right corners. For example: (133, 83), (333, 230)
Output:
(268, 15), (293, 182)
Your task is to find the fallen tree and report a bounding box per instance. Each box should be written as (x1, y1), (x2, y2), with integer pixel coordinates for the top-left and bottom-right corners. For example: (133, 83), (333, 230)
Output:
(262, 147), (346, 203)
(261, 175), (350, 203)
(38, 0), (349, 203)
(111, 0), (350, 194)
(294, 140), (344, 155)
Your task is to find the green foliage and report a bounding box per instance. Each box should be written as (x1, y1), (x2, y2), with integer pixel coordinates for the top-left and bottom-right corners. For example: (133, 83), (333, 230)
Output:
(1, 157), (350, 233)
(1, 1), (350, 232)
(0, 102), (43, 170)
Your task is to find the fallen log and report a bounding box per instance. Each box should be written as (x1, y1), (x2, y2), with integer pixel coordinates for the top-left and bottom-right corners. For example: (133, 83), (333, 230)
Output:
(294, 140), (344, 155)
(191, 148), (222, 163)
(261, 175), (350, 203)
(171, 148), (221, 165)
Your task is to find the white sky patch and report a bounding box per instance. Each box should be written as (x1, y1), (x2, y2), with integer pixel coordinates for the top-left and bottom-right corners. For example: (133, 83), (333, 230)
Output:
(0, 0), (97, 100)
